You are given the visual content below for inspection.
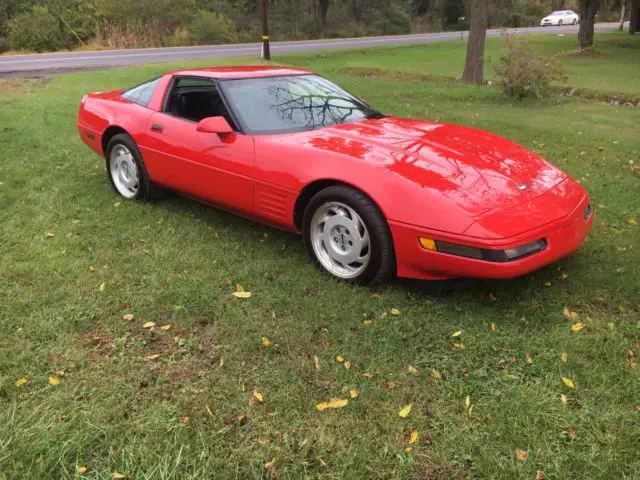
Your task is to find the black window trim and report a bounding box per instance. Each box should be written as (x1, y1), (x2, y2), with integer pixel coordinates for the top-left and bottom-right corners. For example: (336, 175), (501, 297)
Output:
(161, 74), (243, 133)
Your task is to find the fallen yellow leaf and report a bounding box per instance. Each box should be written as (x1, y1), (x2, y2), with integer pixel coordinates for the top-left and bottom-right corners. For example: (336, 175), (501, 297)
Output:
(344, 360), (351, 370)
(15, 378), (27, 388)
(563, 307), (578, 321)
(404, 447), (413, 453)
(526, 354), (533, 364)
(316, 398), (348, 411)
(571, 322), (585, 332)
(391, 308), (400, 315)
(260, 337), (271, 348)
(431, 368), (441, 379)
(145, 354), (161, 360)
(451, 330), (463, 337)
(48, 376), (61, 386)
(409, 430), (419, 444)
(560, 394), (568, 404)
(561, 352), (568, 363)
(314, 355), (320, 370)
(515, 450), (528, 461)
(398, 404), (412, 418)
(628, 218), (637, 225)
(363, 319), (372, 326)
(112, 473), (126, 479)
(99, 282), (106, 292)
(76, 466), (88, 474)
(264, 458), (276, 470)
(160, 324), (172, 331)
(562, 377), (576, 389)
(173, 335), (181, 343)
(122, 313), (134, 321)
(336, 355), (344, 363)
(113, 201), (121, 208)
(490, 322), (497, 331)
(46, 232), (55, 238)
(465, 395), (471, 408)
(454, 343), (465, 350)
(349, 389), (359, 399)
(252, 390), (264, 402)
(142, 321), (156, 329)
(232, 291), (252, 299)
(408, 365), (418, 375)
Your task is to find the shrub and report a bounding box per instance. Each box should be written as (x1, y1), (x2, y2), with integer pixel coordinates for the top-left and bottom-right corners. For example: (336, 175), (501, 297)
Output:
(170, 25), (192, 47)
(0, 37), (9, 53)
(94, 20), (167, 49)
(494, 36), (567, 99)
(8, 6), (63, 52)
(370, 5), (412, 35)
(189, 11), (237, 45)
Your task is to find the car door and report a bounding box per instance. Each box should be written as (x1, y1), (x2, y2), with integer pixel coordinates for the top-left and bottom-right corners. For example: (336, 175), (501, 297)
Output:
(142, 76), (255, 216)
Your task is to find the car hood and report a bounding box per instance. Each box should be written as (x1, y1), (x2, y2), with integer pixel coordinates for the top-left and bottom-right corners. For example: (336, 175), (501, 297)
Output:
(302, 117), (566, 219)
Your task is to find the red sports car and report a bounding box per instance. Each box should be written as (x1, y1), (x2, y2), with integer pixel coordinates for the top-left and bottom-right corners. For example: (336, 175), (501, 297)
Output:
(78, 66), (593, 284)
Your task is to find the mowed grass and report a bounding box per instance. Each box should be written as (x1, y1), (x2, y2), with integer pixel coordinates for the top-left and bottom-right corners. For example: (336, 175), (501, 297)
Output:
(0, 32), (639, 479)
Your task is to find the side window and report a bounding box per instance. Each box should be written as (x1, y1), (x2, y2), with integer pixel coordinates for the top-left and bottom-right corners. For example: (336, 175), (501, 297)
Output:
(164, 77), (234, 126)
(121, 78), (160, 108)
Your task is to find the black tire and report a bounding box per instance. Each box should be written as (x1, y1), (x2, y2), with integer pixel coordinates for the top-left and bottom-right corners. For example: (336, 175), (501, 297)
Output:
(302, 185), (396, 285)
(105, 133), (164, 201)
(572, 19), (577, 25)
(558, 19), (563, 26)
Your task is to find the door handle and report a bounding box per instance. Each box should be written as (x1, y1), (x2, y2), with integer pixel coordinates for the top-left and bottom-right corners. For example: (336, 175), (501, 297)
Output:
(151, 124), (164, 132)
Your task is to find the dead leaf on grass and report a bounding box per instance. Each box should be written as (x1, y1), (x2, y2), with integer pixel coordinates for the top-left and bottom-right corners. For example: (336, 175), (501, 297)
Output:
(515, 449), (528, 461)
(316, 398), (348, 411)
(398, 404), (412, 418)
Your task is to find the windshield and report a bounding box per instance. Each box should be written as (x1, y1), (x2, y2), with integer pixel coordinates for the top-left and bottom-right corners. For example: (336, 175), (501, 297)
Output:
(550, 11), (563, 16)
(219, 74), (384, 134)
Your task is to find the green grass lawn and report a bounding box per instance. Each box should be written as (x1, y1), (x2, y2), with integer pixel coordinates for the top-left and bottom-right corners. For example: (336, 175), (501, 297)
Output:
(0, 32), (639, 479)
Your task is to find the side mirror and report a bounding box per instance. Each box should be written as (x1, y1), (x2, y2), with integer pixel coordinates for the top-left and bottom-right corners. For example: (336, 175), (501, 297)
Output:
(196, 116), (233, 135)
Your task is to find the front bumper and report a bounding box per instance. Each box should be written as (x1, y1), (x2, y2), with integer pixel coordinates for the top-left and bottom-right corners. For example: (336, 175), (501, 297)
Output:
(390, 194), (593, 281)
(541, 20), (558, 26)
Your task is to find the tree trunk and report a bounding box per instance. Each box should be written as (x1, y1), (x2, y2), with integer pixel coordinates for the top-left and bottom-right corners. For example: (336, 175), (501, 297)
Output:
(631, 0), (640, 33)
(461, 0), (488, 85)
(619, 0), (627, 30)
(318, 0), (330, 38)
(578, 0), (601, 50)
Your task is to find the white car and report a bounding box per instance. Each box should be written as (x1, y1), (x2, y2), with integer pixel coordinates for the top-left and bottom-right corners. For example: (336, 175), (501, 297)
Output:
(541, 10), (579, 26)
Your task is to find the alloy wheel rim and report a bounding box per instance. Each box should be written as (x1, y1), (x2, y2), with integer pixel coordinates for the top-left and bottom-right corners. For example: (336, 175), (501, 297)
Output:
(310, 201), (371, 279)
(109, 144), (139, 198)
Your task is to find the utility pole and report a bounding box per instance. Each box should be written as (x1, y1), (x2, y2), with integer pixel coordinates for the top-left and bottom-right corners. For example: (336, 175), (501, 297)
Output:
(261, 0), (271, 60)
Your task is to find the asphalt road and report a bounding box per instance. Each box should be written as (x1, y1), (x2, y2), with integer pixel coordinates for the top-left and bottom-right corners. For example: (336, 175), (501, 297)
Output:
(0, 22), (622, 77)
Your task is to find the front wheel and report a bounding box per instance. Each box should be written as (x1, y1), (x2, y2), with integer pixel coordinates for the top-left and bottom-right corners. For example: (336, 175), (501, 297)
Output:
(302, 185), (395, 285)
(558, 19), (563, 26)
(106, 133), (164, 201)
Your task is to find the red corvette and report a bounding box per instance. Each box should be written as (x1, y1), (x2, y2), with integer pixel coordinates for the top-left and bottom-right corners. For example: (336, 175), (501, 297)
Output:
(78, 66), (593, 284)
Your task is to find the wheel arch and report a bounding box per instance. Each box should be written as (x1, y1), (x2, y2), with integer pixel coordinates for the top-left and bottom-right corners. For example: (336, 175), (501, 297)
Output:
(293, 179), (387, 232)
(101, 126), (130, 156)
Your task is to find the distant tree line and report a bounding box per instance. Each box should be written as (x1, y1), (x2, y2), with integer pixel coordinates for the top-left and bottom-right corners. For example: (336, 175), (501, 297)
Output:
(0, 0), (631, 52)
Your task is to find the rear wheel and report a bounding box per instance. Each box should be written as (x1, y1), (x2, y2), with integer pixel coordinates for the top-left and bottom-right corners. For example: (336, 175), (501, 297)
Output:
(106, 133), (164, 201)
(572, 18), (577, 25)
(302, 185), (395, 285)
(558, 19), (563, 26)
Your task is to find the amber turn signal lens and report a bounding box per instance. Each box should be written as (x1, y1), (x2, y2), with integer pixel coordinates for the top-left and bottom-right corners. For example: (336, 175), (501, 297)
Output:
(419, 237), (437, 251)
